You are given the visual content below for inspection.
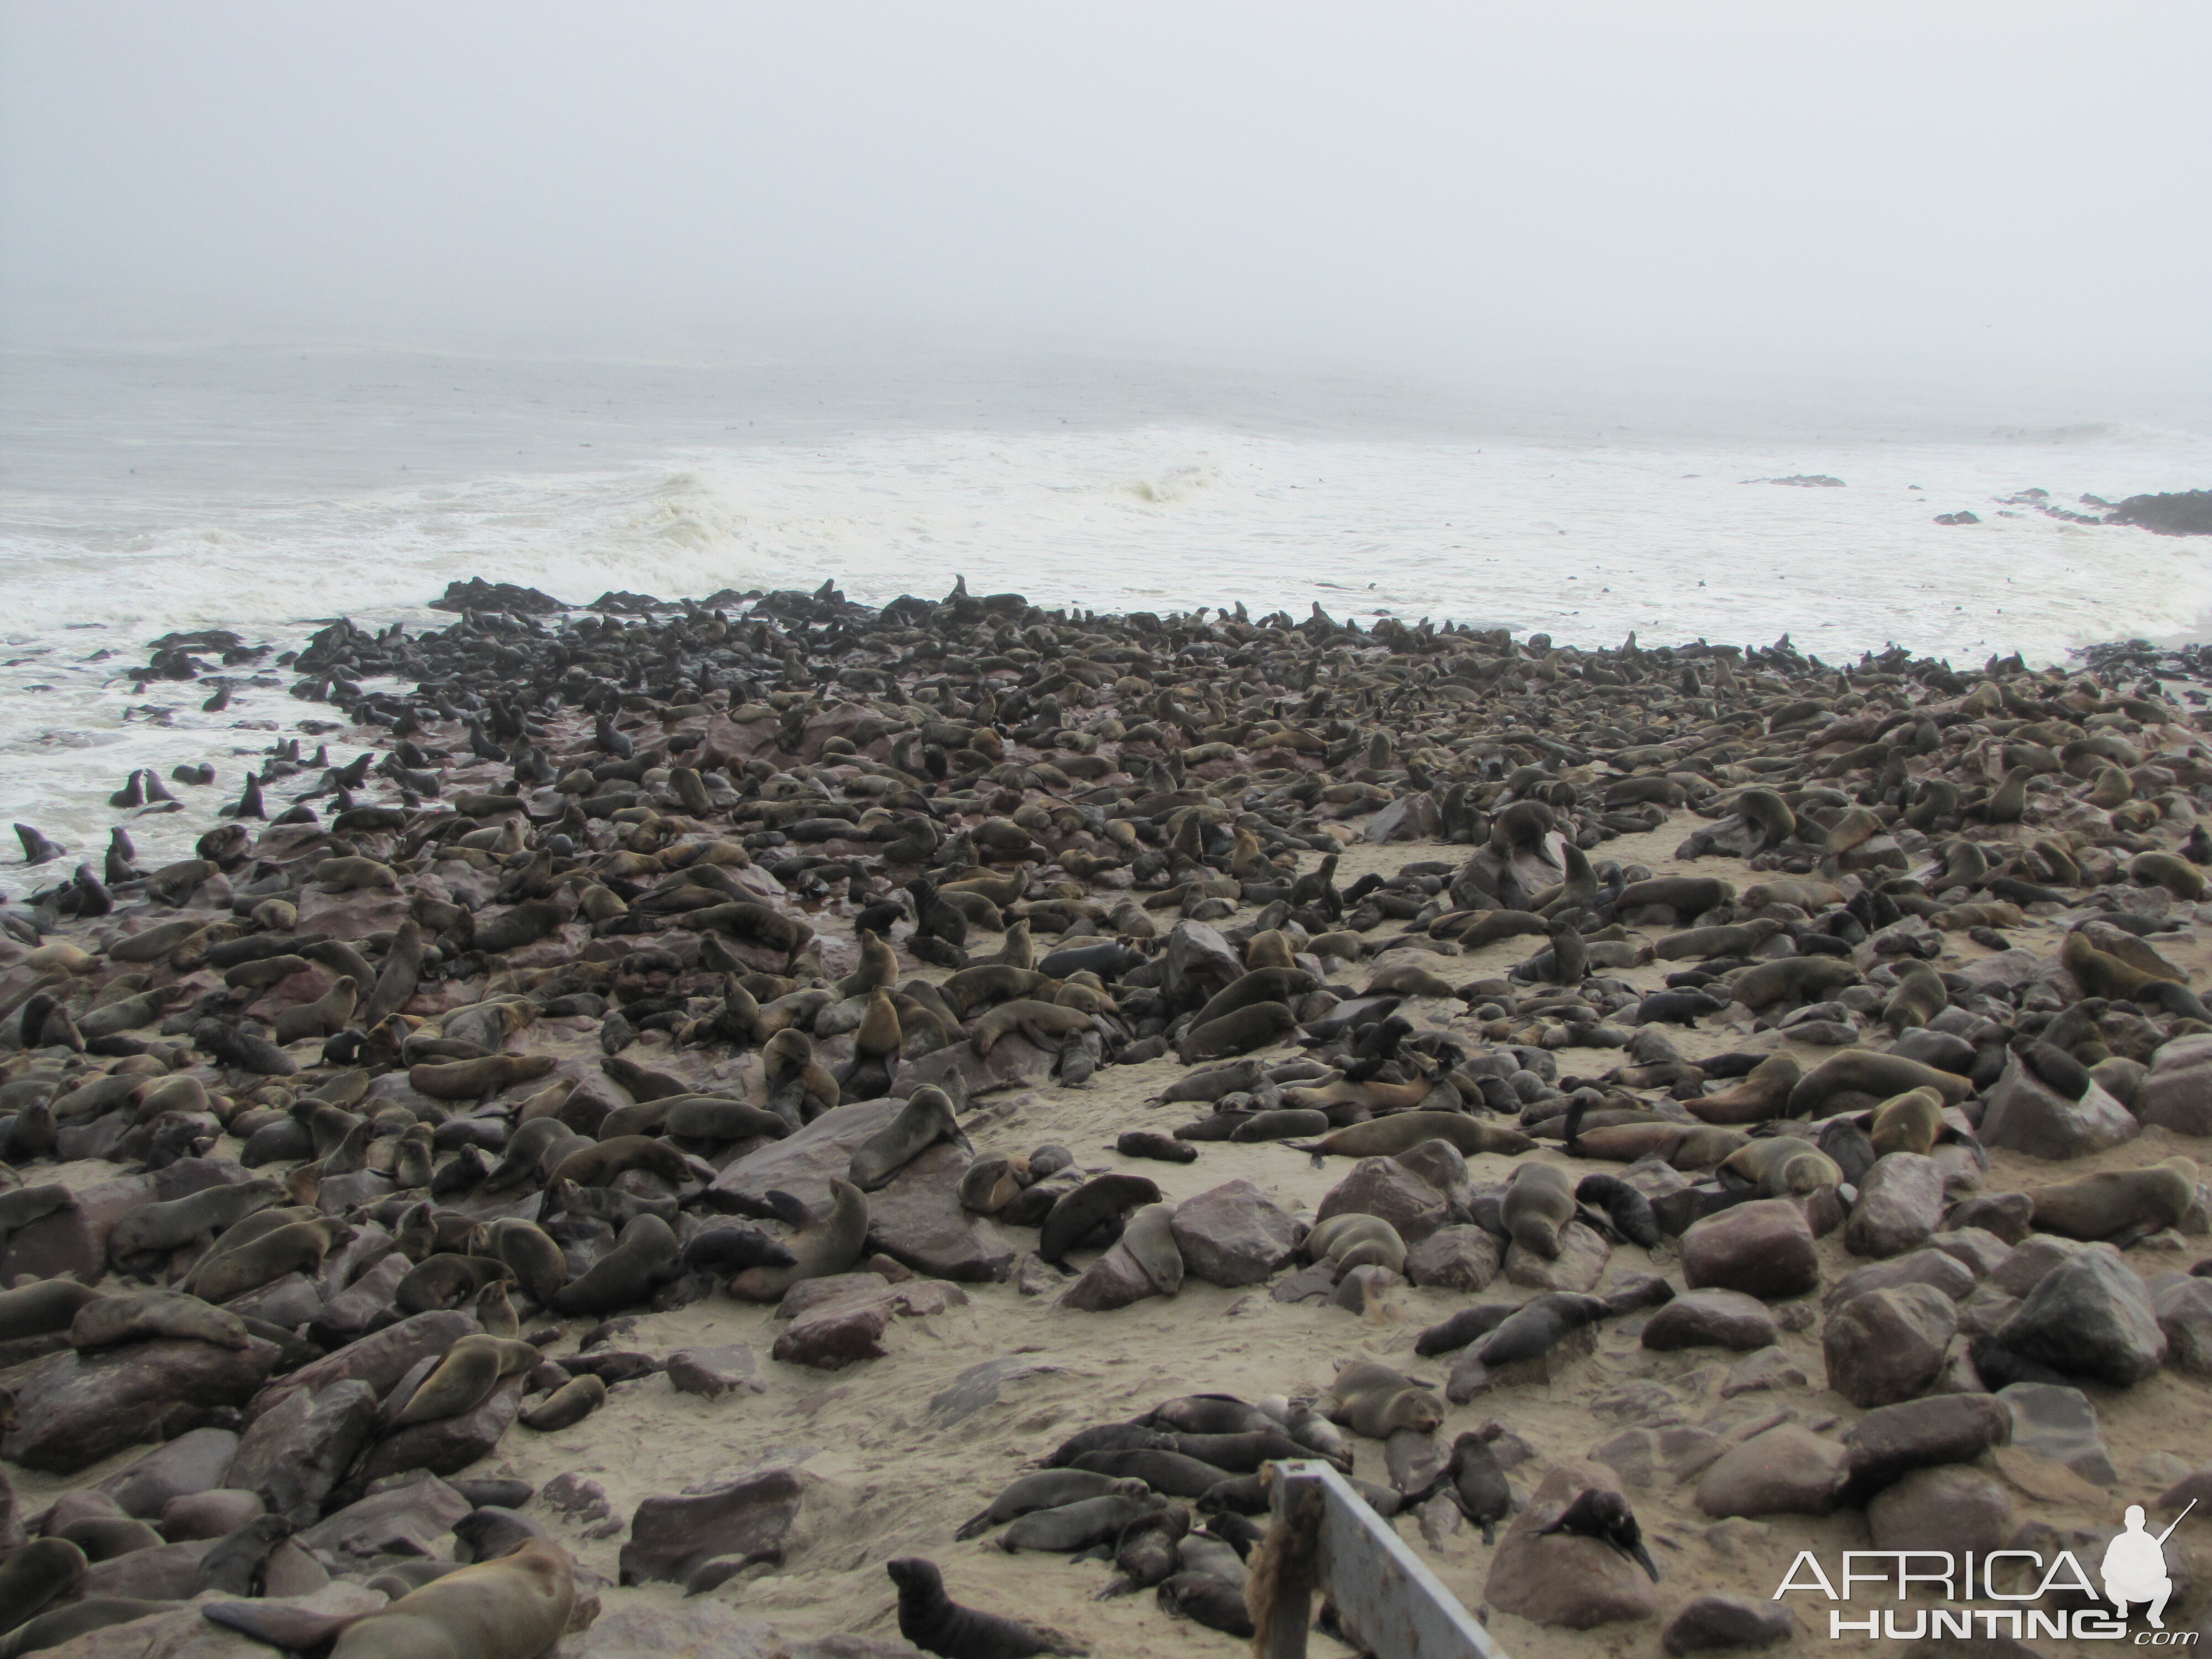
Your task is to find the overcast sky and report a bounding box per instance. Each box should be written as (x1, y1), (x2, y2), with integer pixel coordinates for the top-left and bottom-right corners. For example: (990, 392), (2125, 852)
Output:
(2, 2), (2206, 383)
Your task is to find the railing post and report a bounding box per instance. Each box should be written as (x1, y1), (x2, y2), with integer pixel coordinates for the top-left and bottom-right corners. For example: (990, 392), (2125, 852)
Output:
(1256, 1460), (1509, 1659)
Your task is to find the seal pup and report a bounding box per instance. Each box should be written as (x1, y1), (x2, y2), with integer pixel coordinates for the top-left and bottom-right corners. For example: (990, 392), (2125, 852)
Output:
(1328, 1360), (1444, 1439)
(848, 1087), (970, 1191)
(1400, 1423), (1512, 1542)
(885, 1557), (1087, 1657)
(1537, 1487), (1659, 1582)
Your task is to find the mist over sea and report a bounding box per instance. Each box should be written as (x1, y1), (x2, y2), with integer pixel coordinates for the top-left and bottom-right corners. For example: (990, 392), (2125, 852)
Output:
(3, 340), (2209, 863)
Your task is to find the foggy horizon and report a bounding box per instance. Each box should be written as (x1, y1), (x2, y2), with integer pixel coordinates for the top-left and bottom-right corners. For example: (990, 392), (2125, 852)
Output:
(4, 1), (2208, 397)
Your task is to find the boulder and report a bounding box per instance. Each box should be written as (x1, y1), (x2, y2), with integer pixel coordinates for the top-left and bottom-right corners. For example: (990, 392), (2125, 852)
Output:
(1822, 1284), (1957, 1408)
(249, 1310), (477, 1421)
(2000, 1381), (2119, 1486)
(1995, 1246), (2166, 1386)
(354, 1375), (524, 1484)
(1161, 921), (1243, 1012)
(620, 1468), (802, 1585)
(1720, 1347), (1807, 1398)
(1642, 1290), (1778, 1353)
(1682, 1200), (1820, 1300)
(1663, 1594), (1797, 1655)
(1825, 1248), (1978, 1312)
(1841, 1393), (2011, 1501)
(2155, 1275), (2212, 1379)
(1167, 1180), (1301, 1287)
(1867, 1464), (2015, 1554)
(1331, 1264), (1405, 1314)
(1058, 1241), (1159, 1314)
(667, 1346), (764, 1400)
(1314, 1158), (1447, 1244)
(98, 1427), (239, 1519)
(1844, 1152), (1945, 1259)
(1361, 793), (1441, 844)
(1483, 1460), (1660, 1627)
(864, 1142), (1014, 1283)
(1989, 1233), (2084, 1298)
(0, 1174), (153, 1285)
(2136, 1031), (2212, 1136)
(1979, 1053), (2138, 1160)
(1694, 1426), (1845, 1519)
(299, 1472), (472, 1559)
(708, 1098), (902, 1218)
(1504, 1220), (1610, 1293)
(771, 1299), (889, 1368)
(0, 1338), (278, 1474)
(1403, 1225), (1501, 1291)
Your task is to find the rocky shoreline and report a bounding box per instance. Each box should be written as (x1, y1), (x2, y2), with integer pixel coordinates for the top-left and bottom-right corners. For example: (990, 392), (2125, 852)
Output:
(1, 575), (2209, 1658)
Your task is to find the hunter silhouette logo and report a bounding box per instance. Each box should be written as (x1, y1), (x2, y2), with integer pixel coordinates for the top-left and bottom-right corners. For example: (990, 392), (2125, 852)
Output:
(2106, 1501), (2193, 1630)
(1772, 1496), (2200, 1644)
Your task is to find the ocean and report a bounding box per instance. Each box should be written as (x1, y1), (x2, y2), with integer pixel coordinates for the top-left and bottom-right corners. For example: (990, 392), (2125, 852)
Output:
(3, 340), (2209, 869)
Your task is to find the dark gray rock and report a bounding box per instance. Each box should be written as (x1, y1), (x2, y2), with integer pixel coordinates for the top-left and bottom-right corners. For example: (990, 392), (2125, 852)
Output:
(1167, 1180), (1301, 1287)
(1995, 1246), (2165, 1386)
(619, 1468), (802, 1585)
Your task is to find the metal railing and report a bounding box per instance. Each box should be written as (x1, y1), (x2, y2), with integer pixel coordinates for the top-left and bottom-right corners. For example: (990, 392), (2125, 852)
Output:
(1258, 1460), (1510, 1659)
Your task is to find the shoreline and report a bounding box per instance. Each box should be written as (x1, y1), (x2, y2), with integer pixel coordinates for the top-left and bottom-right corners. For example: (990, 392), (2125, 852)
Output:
(1, 573), (2209, 1657)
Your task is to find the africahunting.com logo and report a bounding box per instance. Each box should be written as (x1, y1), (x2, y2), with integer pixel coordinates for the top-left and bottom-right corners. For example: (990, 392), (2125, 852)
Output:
(1773, 1500), (2198, 1645)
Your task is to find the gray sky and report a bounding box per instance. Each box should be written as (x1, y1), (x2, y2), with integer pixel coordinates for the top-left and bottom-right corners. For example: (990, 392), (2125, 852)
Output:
(3, 1), (2206, 382)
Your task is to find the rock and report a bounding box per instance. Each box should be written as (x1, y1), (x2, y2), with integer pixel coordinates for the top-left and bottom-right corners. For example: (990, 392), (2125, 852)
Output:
(667, 1345), (764, 1400)
(81, 1537), (212, 1600)
(1504, 1219), (1610, 1292)
(224, 1271), (324, 1331)
(923, 1359), (1064, 1428)
(620, 1468), (802, 1585)
(1694, 1425), (1846, 1519)
(1844, 1153), (1945, 1259)
(771, 1300), (889, 1368)
(1825, 1248), (1978, 1312)
(1331, 1264), (1404, 1313)
(1483, 1459), (1661, 1627)
(1403, 1225), (1501, 1291)
(2155, 1275), (2212, 1378)
(0, 1174), (153, 1285)
(1822, 1284), (1957, 1408)
(299, 1472), (473, 1559)
(709, 1098), (903, 1218)
(1662, 1594), (1798, 1655)
(1269, 1263), (1335, 1304)
(2000, 1381), (2119, 1485)
(1361, 793), (1441, 843)
(1642, 1290), (1778, 1352)
(1720, 1347), (1807, 1398)
(249, 1310), (477, 1421)
(1682, 1200), (1820, 1300)
(1392, 1139), (1473, 1211)
(1167, 1180), (1301, 1287)
(1867, 1464), (2015, 1554)
(1948, 1191), (2033, 1244)
(1929, 1227), (2011, 1279)
(863, 1141), (1014, 1282)
(1058, 1241), (1159, 1313)
(2136, 1031), (2212, 1136)
(97, 1427), (239, 1519)
(1989, 1233), (2084, 1298)
(226, 1379), (380, 1523)
(1992, 1445), (2111, 1507)
(1314, 1157), (1447, 1244)
(1841, 1393), (2011, 1501)
(1995, 1246), (2166, 1385)
(1161, 921), (1242, 1012)
(0, 1337), (277, 1474)
(1979, 1053), (2138, 1160)
(354, 1375), (524, 1484)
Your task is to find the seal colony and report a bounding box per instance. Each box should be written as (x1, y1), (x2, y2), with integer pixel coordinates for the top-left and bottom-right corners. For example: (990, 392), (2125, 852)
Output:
(0, 576), (2209, 1656)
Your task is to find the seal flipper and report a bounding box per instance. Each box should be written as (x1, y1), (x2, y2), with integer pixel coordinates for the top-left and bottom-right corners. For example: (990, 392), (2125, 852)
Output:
(201, 1602), (364, 1648)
